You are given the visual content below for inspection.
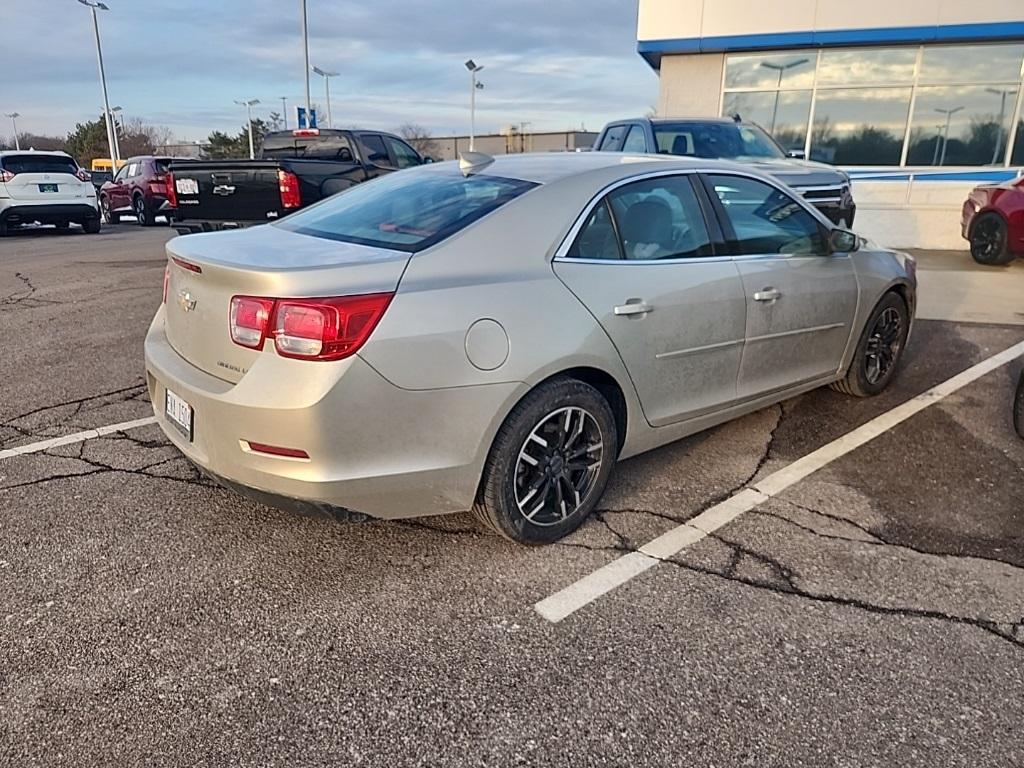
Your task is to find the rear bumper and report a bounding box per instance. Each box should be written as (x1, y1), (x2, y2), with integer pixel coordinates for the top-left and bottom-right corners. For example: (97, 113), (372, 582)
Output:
(144, 306), (520, 520)
(1, 203), (99, 225)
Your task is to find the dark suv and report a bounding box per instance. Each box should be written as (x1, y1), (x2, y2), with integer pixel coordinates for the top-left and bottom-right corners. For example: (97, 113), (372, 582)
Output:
(594, 117), (856, 227)
(99, 156), (186, 226)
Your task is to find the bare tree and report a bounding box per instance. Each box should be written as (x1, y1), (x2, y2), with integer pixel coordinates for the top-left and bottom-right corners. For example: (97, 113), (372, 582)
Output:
(398, 122), (439, 158)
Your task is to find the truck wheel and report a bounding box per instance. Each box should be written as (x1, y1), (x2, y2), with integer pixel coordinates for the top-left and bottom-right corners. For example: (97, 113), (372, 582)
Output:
(134, 195), (156, 227)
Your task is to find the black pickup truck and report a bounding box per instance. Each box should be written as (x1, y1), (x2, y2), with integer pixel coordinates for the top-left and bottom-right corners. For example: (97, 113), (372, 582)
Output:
(166, 128), (426, 235)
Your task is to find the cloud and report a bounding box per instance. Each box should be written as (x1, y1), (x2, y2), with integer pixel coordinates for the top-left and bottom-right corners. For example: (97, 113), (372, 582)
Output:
(0, 0), (656, 140)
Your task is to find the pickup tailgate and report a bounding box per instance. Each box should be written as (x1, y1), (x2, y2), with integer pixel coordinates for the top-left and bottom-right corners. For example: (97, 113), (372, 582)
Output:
(170, 160), (283, 224)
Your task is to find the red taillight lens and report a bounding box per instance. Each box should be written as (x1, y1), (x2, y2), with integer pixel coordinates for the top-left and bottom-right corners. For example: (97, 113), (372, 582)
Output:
(149, 181), (167, 195)
(278, 170), (302, 209)
(162, 263), (170, 304)
(230, 296), (276, 349)
(75, 169), (91, 182)
(1, 169), (16, 182)
(244, 441), (310, 459)
(273, 294), (393, 361)
(165, 171), (178, 208)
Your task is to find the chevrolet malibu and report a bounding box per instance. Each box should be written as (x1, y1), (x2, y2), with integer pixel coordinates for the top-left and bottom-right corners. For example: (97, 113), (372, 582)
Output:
(145, 152), (916, 545)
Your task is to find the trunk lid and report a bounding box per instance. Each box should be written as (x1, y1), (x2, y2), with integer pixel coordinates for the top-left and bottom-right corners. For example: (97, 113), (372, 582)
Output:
(170, 160), (283, 224)
(163, 225), (411, 383)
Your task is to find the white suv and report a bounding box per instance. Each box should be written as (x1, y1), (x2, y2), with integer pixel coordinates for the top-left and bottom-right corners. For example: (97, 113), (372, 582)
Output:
(0, 150), (101, 236)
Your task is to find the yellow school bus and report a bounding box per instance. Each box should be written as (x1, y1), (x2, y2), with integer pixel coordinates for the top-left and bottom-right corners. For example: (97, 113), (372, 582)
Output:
(91, 158), (126, 173)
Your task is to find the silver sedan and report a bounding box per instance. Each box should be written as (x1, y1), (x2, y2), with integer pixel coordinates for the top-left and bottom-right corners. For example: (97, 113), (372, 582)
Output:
(145, 152), (916, 545)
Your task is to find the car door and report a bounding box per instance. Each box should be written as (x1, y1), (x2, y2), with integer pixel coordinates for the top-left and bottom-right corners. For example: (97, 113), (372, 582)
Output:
(553, 172), (747, 427)
(703, 172), (858, 399)
(357, 134), (395, 180)
(109, 163), (131, 210)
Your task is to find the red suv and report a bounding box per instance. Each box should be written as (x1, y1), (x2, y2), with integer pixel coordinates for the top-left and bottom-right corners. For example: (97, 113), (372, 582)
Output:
(962, 177), (1024, 265)
(99, 156), (185, 226)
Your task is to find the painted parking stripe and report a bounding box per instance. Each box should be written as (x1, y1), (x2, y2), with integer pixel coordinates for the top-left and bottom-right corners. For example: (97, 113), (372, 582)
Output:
(0, 416), (157, 461)
(535, 340), (1024, 624)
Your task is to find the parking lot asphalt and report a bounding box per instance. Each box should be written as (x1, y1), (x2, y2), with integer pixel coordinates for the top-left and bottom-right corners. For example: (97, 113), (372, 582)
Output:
(2, 224), (1023, 767)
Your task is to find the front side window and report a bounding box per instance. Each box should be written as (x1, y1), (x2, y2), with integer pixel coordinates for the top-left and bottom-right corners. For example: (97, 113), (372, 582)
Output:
(385, 137), (422, 169)
(276, 169), (537, 252)
(621, 125), (648, 153)
(359, 135), (393, 167)
(707, 174), (825, 256)
(113, 165), (130, 182)
(599, 125), (627, 151)
(567, 175), (713, 261)
(653, 122), (785, 160)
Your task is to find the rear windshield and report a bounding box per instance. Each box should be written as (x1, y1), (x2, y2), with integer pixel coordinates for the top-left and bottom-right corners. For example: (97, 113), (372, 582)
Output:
(277, 170), (538, 252)
(1, 154), (79, 175)
(262, 134), (355, 160)
(653, 122), (784, 159)
(153, 158), (175, 173)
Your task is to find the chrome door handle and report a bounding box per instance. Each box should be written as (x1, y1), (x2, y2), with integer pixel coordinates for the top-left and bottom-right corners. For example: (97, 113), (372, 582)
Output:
(754, 288), (781, 302)
(614, 301), (653, 316)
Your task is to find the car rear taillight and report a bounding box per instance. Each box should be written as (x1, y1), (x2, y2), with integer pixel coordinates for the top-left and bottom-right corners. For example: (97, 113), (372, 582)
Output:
(228, 293), (394, 361)
(292, 128), (320, 137)
(0, 169), (15, 182)
(230, 296), (276, 349)
(278, 170), (301, 209)
(149, 178), (167, 195)
(162, 263), (170, 303)
(243, 441), (310, 459)
(75, 169), (91, 182)
(165, 171), (178, 208)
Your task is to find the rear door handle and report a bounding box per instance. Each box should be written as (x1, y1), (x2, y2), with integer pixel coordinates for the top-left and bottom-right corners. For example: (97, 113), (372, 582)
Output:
(614, 300), (653, 316)
(754, 288), (782, 303)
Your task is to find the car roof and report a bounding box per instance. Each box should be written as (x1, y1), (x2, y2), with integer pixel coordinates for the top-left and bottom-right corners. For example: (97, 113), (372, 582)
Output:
(430, 151), (761, 186)
(0, 149), (74, 158)
(608, 117), (739, 126)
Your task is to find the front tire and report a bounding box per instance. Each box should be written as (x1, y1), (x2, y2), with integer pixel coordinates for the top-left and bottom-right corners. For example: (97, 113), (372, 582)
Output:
(832, 292), (910, 398)
(473, 378), (618, 545)
(99, 196), (112, 224)
(970, 213), (1014, 265)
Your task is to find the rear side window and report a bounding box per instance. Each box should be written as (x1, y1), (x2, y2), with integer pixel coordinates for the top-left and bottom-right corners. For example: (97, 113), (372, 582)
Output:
(276, 170), (538, 252)
(1, 154), (78, 175)
(359, 135), (393, 167)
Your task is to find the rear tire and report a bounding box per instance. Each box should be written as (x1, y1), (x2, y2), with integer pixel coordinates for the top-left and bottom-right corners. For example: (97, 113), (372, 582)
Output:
(832, 292), (910, 398)
(472, 377), (618, 545)
(1014, 371), (1024, 439)
(83, 218), (101, 235)
(970, 213), (1014, 265)
(134, 195), (156, 227)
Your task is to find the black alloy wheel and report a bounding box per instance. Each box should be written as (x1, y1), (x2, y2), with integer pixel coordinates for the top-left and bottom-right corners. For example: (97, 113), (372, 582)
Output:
(970, 213), (1014, 266)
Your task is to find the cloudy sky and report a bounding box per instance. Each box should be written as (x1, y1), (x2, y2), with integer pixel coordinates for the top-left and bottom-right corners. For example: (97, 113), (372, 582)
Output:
(0, 0), (657, 142)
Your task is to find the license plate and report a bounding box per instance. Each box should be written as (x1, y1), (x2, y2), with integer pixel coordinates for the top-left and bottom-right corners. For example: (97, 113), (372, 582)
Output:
(175, 178), (199, 195)
(164, 388), (194, 441)
(38, 184), (59, 193)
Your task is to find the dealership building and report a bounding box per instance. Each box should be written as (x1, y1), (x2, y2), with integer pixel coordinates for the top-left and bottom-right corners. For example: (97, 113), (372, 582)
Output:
(637, 1), (1024, 248)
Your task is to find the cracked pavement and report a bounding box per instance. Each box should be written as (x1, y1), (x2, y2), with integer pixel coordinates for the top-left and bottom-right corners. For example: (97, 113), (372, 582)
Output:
(2, 230), (1024, 767)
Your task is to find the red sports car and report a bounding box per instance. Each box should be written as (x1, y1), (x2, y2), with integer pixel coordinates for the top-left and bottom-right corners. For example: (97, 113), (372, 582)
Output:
(961, 176), (1024, 265)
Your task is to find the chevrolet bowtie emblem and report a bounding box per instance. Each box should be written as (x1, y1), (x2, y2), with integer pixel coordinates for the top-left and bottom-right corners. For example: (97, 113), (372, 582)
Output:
(177, 289), (197, 312)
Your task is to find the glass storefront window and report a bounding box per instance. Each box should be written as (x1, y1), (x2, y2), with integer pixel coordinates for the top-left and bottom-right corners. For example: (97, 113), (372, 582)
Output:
(722, 91), (812, 152)
(811, 88), (912, 165)
(919, 44), (1024, 85)
(724, 52), (816, 90)
(906, 85), (1020, 166)
(818, 48), (917, 86)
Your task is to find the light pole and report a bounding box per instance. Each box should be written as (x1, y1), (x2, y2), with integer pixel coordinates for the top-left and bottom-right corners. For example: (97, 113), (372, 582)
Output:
(235, 99), (260, 159)
(760, 58), (809, 135)
(986, 88), (1014, 164)
(935, 106), (964, 166)
(465, 60), (485, 151)
(312, 67), (339, 129)
(5, 113), (19, 150)
(280, 96), (288, 129)
(108, 105), (122, 162)
(300, 0), (312, 125)
(932, 124), (944, 166)
(78, 0), (118, 166)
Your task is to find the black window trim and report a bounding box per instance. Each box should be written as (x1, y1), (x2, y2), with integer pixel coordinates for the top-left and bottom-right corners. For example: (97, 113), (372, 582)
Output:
(697, 171), (833, 259)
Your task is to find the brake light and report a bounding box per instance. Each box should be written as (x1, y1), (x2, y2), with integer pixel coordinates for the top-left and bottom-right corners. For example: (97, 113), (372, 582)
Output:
(292, 128), (320, 137)
(165, 171), (178, 208)
(230, 296), (276, 349)
(149, 180), (167, 195)
(172, 257), (202, 274)
(162, 263), (170, 303)
(278, 170), (302, 209)
(75, 169), (91, 182)
(0, 170), (15, 182)
(228, 293), (394, 360)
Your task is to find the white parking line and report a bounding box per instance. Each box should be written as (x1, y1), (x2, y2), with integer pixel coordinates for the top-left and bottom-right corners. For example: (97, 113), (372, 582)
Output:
(0, 416), (157, 461)
(535, 340), (1024, 624)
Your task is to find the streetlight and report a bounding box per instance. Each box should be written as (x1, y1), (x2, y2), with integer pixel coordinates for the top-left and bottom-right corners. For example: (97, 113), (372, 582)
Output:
(760, 58), (809, 134)
(300, 0), (312, 125)
(4, 113), (19, 150)
(235, 99), (260, 159)
(986, 87), (1015, 164)
(280, 96), (288, 130)
(312, 66), (339, 129)
(78, 0), (118, 165)
(465, 59), (485, 151)
(934, 106), (964, 166)
(108, 105), (122, 162)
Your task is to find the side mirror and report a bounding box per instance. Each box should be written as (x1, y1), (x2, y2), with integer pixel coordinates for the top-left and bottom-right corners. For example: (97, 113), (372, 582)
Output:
(829, 228), (859, 254)
(786, 149), (806, 160)
(422, 156), (435, 164)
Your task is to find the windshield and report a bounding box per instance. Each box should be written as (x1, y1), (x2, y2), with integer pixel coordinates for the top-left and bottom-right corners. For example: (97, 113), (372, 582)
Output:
(652, 122), (785, 160)
(276, 169), (538, 252)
